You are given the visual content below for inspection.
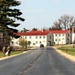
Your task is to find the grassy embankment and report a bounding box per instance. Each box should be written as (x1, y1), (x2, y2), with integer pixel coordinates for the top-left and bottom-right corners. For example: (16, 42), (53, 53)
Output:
(57, 45), (75, 56)
(0, 51), (24, 58)
(0, 46), (34, 58)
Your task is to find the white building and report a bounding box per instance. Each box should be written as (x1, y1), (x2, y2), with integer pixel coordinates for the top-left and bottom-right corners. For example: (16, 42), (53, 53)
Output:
(50, 30), (72, 44)
(12, 30), (54, 47)
(12, 30), (72, 47)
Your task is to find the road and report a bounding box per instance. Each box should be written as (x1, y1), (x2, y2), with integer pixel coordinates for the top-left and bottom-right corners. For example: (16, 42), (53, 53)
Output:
(0, 47), (75, 75)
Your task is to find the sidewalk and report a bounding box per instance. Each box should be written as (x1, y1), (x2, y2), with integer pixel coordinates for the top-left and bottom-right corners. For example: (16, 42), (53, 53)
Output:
(53, 47), (75, 63)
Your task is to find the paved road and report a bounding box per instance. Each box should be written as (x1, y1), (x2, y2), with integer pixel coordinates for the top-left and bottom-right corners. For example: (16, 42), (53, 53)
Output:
(0, 47), (75, 75)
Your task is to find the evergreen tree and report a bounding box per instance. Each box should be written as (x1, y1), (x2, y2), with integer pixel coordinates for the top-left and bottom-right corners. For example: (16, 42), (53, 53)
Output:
(0, 0), (25, 38)
(23, 28), (29, 32)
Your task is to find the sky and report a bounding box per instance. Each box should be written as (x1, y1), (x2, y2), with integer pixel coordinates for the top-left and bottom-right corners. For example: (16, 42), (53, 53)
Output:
(16, 0), (75, 30)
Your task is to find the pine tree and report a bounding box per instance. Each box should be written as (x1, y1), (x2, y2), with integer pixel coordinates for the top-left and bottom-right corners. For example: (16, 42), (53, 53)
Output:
(0, 0), (25, 38)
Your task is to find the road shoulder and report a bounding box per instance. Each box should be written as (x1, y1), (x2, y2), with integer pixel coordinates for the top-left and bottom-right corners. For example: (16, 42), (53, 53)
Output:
(53, 47), (75, 63)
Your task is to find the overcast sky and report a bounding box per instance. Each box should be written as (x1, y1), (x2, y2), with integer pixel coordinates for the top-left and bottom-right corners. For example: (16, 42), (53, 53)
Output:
(16, 0), (75, 30)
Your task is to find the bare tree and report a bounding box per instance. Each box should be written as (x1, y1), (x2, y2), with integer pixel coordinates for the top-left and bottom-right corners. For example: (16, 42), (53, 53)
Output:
(53, 14), (75, 30)
(60, 14), (74, 29)
(53, 20), (62, 30)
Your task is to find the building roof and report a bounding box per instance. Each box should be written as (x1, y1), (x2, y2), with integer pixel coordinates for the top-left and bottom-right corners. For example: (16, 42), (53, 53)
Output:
(15, 30), (68, 36)
(49, 30), (68, 34)
(15, 30), (50, 36)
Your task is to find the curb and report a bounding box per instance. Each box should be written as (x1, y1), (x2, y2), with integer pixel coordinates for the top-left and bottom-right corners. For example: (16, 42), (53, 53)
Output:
(53, 47), (75, 63)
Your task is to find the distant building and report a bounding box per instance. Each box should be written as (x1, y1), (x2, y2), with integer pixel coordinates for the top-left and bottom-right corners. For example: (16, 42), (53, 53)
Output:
(49, 30), (72, 44)
(12, 30), (54, 47)
(11, 30), (72, 47)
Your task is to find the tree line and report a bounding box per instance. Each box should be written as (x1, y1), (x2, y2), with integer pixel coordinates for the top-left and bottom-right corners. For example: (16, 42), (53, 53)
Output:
(51, 14), (75, 30)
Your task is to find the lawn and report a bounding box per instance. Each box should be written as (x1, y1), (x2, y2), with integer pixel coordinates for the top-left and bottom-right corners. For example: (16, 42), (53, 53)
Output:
(57, 45), (75, 56)
(0, 51), (4, 58)
(0, 46), (33, 58)
(0, 51), (24, 58)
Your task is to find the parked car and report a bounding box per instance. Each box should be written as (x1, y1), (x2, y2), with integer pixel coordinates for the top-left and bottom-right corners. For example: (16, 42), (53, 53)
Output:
(40, 44), (44, 48)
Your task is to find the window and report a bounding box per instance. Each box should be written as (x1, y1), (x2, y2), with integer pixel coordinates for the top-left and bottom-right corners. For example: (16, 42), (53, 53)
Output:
(36, 36), (38, 39)
(43, 36), (45, 39)
(36, 41), (38, 44)
(30, 36), (31, 39)
(55, 39), (57, 41)
(55, 34), (57, 36)
(59, 39), (61, 41)
(28, 41), (31, 45)
(25, 36), (27, 39)
(62, 38), (64, 40)
(62, 34), (64, 36)
(39, 41), (42, 44)
(43, 41), (45, 42)
(59, 34), (61, 36)
(40, 36), (41, 39)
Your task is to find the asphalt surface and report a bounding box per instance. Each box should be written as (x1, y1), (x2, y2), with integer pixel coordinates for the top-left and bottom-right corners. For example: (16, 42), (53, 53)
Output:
(0, 47), (75, 75)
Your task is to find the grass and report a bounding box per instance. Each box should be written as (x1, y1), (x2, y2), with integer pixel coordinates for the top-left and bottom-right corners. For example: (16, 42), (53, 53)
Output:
(0, 46), (34, 58)
(57, 45), (75, 56)
(11, 51), (24, 55)
(0, 51), (4, 58)
(0, 51), (24, 58)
